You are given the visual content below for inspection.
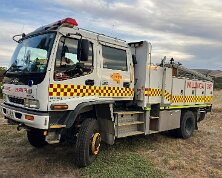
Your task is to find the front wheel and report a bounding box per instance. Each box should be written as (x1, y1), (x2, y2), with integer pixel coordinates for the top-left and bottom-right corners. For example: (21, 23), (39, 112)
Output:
(27, 128), (47, 148)
(75, 118), (101, 167)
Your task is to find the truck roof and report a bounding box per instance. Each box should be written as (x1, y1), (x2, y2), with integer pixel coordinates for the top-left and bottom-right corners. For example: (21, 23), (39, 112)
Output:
(26, 17), (128, 48)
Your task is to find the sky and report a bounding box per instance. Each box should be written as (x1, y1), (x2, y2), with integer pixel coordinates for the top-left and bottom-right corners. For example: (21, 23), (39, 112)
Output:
(0, 0), (222, 70)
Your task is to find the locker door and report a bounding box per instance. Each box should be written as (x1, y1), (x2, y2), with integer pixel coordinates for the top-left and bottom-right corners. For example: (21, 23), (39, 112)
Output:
(195, 80), (205, 104)
(171, 77), (185, 106)
(205, 81), (213, 104)
(184, 79), (196, 105)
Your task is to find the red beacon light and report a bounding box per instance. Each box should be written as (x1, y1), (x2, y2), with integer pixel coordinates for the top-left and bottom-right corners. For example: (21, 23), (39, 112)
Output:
(55, 18), (78, 28)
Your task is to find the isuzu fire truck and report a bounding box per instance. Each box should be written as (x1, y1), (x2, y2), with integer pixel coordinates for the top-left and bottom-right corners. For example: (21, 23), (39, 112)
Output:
(0, 18), (213, 167)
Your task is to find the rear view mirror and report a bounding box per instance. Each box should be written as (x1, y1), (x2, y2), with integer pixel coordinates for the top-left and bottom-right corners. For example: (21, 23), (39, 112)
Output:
(77, 39), (89, 61)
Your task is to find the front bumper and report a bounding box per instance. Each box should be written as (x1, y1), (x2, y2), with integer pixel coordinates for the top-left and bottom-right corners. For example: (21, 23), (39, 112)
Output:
(0, 103), (49, 130)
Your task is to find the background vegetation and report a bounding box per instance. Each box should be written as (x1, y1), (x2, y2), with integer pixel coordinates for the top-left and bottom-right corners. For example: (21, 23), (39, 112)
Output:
(0, 67), (6, 98)
(214, 77), (222, 90)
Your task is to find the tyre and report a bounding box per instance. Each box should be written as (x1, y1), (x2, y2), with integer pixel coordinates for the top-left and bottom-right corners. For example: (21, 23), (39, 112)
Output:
(75, 118), (101, 167)
(27, 128), (47, 148)
(177, 111), (196, 139)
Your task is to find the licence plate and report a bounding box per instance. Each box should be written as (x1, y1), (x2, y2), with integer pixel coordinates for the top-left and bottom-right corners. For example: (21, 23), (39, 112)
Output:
(6, 109), (14, 119)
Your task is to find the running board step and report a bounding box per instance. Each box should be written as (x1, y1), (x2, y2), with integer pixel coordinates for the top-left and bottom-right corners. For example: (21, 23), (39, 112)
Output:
(47, 140), (60, 144)
(118, 131), (144, 138)
(49, 125), (66, 129)
(117, 121), (144, 127)
(114, 111), (144, 115)
(150, 116), (159, 119)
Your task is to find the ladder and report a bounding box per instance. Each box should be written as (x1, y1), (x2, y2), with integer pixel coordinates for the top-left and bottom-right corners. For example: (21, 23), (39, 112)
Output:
(114, 111), (145, 138)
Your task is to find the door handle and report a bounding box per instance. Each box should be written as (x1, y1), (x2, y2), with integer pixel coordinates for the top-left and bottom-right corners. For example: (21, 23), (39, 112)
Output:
(85, 79), (94, 86)
(123, 82), (130, 88)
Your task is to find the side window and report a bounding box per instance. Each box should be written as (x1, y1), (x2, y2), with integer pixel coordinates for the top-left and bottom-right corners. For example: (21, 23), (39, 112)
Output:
(54, 37), (93, 80)
(102, 45), (127, 71)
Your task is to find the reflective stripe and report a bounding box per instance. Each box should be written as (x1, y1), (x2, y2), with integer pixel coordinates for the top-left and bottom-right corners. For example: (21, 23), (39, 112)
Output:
(161, 104), (212, 110)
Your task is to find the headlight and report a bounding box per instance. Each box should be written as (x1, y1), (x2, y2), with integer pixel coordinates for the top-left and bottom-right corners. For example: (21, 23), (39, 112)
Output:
(24, 99), (40, 109)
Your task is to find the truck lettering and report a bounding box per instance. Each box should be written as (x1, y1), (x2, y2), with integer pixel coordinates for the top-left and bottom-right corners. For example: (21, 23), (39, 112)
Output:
(4, 86), (11, 91)
(187, 81), (204, 89)
(15, 88), (27, 93)
(207, 83), (212, 90)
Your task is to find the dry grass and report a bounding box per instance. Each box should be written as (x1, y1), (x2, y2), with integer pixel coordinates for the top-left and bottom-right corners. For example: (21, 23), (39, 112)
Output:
(138, 90), (222, 178)
(0, 124), (81, 178)
(0, 91), (221, 177)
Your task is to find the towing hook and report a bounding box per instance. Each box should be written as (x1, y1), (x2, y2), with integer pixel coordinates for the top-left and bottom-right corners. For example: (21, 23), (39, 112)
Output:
(17, 123), (24, 131)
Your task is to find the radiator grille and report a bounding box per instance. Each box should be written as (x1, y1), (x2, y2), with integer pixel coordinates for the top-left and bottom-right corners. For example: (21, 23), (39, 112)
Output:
(8, 96), (24, 105)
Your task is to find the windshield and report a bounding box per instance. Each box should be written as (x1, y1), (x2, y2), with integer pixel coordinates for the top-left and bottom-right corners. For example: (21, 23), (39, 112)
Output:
(8, 32), (55, 73)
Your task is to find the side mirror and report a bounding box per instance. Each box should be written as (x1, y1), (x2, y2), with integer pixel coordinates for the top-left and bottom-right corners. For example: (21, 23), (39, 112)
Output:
(77, 39), (89, 61)
(132, 55), (137, 65)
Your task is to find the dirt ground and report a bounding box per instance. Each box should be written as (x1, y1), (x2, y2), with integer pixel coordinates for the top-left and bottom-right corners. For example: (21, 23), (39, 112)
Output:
(0, 91), (221, 178)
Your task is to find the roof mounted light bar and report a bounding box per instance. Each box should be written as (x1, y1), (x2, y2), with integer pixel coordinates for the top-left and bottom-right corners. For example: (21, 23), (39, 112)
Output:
(57, 17), (78, 27)
(33, 17), (78, 33)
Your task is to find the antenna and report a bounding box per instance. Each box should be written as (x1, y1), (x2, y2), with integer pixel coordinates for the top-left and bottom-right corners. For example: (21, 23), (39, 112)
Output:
(110, 22), (119, 40)
(21, 24), (24, 33)
(111, 23), (115, 37)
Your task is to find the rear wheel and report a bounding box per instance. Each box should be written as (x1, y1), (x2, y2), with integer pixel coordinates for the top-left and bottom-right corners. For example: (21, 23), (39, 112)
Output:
(27, 128), (47, 148)
(75, 118), (101, 167)
(177, 111), (196, 139)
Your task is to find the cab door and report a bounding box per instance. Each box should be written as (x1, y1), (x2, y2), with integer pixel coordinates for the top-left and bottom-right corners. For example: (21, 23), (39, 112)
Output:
(99, 43), (134, 99)
(48, 35), (99, 110)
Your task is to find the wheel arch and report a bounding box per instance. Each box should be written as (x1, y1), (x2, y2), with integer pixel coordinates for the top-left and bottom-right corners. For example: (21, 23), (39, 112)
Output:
(65, 100), (115, 145)
(65, 100), (114, 128)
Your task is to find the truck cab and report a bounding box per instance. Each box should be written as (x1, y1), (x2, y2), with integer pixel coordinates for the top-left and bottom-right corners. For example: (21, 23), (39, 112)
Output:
(2, 18), (134, 127)
(1, 18), (137, 166)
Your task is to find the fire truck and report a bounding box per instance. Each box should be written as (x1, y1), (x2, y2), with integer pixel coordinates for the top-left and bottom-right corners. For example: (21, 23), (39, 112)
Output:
(0, 18), (213, 167)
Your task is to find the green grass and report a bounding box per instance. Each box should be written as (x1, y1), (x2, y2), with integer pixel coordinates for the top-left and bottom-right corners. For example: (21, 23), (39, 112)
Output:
(0, 124), (165, 178)
(81, 137), (165, 178)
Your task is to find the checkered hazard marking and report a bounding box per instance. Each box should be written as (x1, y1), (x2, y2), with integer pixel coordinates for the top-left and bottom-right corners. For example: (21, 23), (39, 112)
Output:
(49, 84), (134, 97)
(144, 88), (162, 96)
(144, 88), (213, 103)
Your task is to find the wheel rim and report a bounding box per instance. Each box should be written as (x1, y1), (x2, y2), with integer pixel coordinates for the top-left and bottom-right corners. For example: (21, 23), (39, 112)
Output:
(185, 117), (194, 135)
(91, 133), (101, 155)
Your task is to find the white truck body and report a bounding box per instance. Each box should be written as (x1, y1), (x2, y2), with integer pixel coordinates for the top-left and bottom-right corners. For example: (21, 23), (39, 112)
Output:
(0, 18), (213, 166)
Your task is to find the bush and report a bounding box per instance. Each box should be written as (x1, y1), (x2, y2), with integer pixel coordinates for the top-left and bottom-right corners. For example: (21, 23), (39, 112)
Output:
(214, 77), (222, 90)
